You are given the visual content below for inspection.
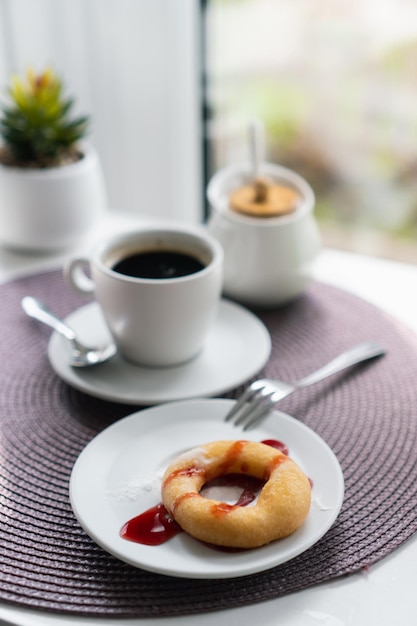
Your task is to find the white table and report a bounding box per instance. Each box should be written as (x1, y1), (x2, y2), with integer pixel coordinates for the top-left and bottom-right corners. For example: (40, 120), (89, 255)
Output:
(1, 213), (416, 625)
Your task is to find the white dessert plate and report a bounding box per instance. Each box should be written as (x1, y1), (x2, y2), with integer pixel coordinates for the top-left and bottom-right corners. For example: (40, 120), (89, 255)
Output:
(48, 300), (271, 405)
(70, 398), (344, 579)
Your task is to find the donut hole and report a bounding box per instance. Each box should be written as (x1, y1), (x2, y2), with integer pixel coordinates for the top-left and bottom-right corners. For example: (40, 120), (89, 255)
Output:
(200, 473), (265, 507)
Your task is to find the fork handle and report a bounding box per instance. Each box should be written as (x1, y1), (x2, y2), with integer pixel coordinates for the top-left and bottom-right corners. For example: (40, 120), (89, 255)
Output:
(296, 341), (385, 388)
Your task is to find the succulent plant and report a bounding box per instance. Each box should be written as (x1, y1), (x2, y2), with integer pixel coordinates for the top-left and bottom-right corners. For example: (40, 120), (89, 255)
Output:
(0, 67), (89, 168)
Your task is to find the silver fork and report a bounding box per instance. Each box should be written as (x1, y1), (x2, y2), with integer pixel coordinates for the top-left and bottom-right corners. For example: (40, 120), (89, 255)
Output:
(225, 341), (385, 430)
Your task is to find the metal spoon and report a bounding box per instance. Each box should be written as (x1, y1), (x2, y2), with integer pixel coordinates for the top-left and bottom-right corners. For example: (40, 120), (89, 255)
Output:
(21, 296), (117, 367)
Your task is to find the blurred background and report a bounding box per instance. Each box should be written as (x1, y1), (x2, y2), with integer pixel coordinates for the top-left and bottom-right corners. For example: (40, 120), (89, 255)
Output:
(1, 0), (417, 263)
(204, 0), (417, 264)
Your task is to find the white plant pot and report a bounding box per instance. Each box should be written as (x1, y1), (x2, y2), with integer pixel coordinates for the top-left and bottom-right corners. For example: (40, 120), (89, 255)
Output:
(0, 143), (107, 252)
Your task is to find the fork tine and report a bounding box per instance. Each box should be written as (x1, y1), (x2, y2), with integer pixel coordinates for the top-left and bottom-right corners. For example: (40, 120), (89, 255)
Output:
(234, 400), (268, 429)
(224, 388), (256, 422)
(225, 380), (266, 422)
(232, 386), (276, 427)
(241, 391), (282, 430)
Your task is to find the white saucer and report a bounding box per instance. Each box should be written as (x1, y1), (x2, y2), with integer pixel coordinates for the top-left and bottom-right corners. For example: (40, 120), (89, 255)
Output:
(70, 399), (345, 579)
(48, 300), (271, 405)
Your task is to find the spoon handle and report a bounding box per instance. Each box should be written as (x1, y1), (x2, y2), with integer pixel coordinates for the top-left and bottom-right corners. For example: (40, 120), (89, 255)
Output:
(21, 297), (76, 342)
(249, 119), (265, 180)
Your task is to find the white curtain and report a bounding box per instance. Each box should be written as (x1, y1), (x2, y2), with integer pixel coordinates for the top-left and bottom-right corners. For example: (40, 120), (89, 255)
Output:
(0, 0), (203, 222)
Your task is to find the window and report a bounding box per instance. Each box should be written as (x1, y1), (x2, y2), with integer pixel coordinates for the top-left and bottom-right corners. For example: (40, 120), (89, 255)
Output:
(0, 0), (202, 222)
(203, 0), (417, 263)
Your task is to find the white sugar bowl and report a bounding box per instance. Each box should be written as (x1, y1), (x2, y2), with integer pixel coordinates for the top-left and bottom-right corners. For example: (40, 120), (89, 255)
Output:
(207, 162), (321, 308)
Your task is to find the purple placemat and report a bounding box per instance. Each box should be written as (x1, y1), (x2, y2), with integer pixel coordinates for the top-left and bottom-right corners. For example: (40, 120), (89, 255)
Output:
(1, 269), (417, 617)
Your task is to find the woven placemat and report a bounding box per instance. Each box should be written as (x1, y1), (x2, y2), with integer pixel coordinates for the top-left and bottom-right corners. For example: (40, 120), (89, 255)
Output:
(1, 269), (417, 618)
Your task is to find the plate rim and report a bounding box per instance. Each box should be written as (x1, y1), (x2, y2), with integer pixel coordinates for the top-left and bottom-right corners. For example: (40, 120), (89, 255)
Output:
(70, 398), (345, 579)
(48, 299), (271, 405)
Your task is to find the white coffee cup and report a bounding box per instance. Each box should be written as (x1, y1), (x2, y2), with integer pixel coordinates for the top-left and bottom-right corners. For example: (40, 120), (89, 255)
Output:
(207, 162), (321, 308)
(65, 225), (224, 367)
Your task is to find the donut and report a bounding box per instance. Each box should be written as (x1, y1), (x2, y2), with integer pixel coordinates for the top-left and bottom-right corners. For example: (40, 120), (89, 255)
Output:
(161, 440), (311, 549)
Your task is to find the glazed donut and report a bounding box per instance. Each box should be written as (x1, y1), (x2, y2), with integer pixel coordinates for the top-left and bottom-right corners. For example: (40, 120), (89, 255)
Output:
(161, 440), (311, 549)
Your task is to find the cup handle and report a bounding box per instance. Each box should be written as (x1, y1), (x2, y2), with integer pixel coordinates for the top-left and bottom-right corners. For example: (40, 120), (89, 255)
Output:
(64, 257), (95, 295)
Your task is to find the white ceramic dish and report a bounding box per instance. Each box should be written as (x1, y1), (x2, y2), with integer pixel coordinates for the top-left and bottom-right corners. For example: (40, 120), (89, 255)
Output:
(48, 300), (271, 405)
(70, 399), (344, 579)
(207, 162), (321, 307)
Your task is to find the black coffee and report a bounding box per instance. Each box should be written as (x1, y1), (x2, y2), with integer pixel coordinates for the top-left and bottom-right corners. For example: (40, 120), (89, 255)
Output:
(112, 250), (205, 279)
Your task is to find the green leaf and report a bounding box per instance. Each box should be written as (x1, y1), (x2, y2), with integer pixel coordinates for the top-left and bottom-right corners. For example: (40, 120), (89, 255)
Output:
(0, 66), (90, 165)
